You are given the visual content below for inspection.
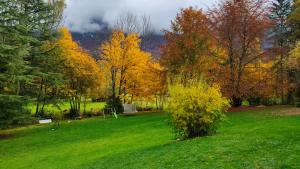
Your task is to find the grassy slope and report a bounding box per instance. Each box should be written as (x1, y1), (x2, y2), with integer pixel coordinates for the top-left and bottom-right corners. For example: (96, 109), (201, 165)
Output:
(0, 107), (300, 169)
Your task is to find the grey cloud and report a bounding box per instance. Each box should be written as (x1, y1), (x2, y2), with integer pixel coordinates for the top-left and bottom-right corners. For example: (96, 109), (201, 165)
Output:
(63, 0), (219, 33)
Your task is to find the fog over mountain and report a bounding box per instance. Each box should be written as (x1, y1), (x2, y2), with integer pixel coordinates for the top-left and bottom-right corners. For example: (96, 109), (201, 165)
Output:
(71, 21), (165, 58)
(63, 0), (219, 33)
(63, 0), (219, 58)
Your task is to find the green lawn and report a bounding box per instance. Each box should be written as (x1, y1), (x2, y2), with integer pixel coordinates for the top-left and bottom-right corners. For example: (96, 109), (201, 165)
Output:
(1, 107), (300, 169)
(27, 101), (106, 115)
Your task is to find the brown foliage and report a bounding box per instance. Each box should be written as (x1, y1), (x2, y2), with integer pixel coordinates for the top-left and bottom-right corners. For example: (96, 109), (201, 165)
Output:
(209, 0), (271, 106)
(161, 7), (222, 81)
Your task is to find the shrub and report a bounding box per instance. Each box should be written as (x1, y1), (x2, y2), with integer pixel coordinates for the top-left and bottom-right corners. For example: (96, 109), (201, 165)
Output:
(105, 96), (124, 114)
(295, 102), (300, 108)
(136, 106), (155, 112)
(261, 98), (280, 106)
(167, 80), (230, 139)
(0, 95), (32, 129)
(247, 96), (261, 106)
(82, 109), (103, 118)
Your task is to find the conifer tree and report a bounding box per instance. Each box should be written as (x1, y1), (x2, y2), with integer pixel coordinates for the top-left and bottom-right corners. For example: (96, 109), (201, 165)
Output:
(269, 0), (292, 104)
(0, 0), (65, 126)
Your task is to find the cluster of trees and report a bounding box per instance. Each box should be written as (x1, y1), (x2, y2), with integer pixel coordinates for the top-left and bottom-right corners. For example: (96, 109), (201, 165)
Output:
(0, 0), (65, 127)
(1, 0), (300, 128)
(0, 0), (104, 126)
(0, 0), (165, 127)
(161, 0), (300, 107)
(164, 0), (300, 139)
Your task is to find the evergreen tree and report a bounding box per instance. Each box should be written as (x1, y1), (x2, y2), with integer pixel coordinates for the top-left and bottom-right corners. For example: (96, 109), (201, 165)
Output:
(288, 0), (300, 42)
(21, 0), (65, 117)
(269, 0), (292, 104)
(0, 0), (32, 127)
(0, 0), (65, 127)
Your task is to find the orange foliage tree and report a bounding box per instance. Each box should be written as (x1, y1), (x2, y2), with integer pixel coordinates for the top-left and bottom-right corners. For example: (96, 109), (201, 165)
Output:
(161, 7), (224, 83)
(209, 0), (271, 106)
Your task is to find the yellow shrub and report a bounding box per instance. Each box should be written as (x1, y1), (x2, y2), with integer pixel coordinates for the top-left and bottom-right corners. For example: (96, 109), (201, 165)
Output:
(167, 80), (229, 139)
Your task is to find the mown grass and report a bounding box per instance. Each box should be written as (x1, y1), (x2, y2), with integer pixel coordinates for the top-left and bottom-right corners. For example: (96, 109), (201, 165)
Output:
(0, 107), (300, 169)
(27, 101), (106, 115)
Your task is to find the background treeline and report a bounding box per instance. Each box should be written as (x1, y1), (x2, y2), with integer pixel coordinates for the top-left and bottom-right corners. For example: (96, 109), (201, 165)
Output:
(1, 0), (300, 129)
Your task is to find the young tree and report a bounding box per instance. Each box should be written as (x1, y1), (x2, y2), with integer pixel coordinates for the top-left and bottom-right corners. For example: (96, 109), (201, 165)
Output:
(209, 0), (271, 106)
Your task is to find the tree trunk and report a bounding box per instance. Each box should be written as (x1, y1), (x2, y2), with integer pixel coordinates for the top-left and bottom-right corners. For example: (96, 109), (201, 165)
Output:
(83, 96), (87, 114)
(35, 102), (40, 117)
(35, 79), (44, 116)
(232, 96), (242, 107)
(280, 53), (285, 105)
(155, 94), (158, 110)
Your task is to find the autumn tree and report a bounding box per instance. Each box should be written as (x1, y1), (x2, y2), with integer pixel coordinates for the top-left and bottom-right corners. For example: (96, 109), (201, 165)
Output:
(243, 61), (276, 105)
(99, 30), (165, 111)
(287, 0), (300, 103)
(100, 31), (129, 107)
(209, 0), (270, 106)
(161, 7), (225, 84)
(58, 28), (102, 118)
(125, 53), (166, 108)
(287, 41), (300, 104)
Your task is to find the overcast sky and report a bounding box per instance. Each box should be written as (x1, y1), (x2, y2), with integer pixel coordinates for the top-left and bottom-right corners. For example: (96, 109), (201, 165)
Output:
(63, 0), (220, 33)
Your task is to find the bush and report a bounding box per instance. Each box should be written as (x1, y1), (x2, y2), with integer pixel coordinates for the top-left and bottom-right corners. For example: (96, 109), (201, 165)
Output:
(105, 96), (124, 114)
(136, 106), (155, 112)
(261, 98), (280, 106)
(167, 80), (229, 139)
(0, 95), (32, 129)
(247, 97), (261, 106)
(82, 109), (103, 118)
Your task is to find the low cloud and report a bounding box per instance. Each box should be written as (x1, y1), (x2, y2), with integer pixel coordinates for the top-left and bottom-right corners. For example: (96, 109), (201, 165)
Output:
(63, 0), (219, 33)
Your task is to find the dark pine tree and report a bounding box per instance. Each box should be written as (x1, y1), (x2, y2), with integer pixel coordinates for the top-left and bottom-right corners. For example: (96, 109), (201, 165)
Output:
(269, 0), (292, 104)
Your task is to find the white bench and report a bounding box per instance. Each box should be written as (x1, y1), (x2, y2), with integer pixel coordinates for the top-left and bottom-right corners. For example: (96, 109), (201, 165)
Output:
(39, 119), (52, 124)
(123, 104), (137, 114)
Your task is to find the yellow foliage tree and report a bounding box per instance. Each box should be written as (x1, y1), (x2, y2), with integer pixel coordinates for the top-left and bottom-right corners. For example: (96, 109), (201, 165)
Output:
(57, 27), (103, 117)
(288, 42), (300, 104)
(99, 30), (165, 106)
